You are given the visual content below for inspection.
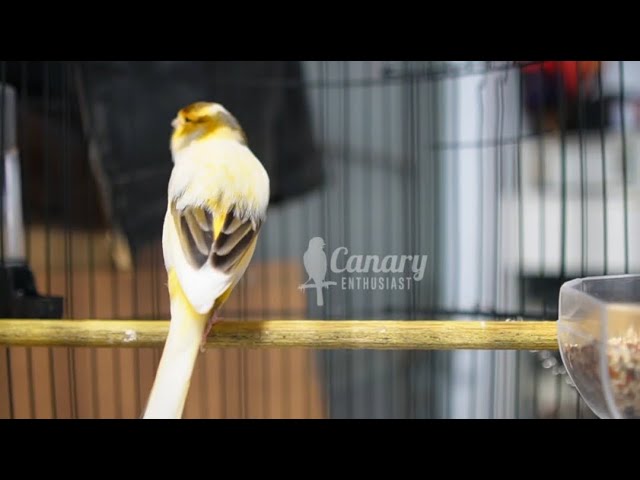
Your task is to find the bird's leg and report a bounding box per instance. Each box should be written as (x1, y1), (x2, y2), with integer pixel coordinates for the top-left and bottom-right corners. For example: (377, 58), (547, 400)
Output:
(200, 311), (223, 353)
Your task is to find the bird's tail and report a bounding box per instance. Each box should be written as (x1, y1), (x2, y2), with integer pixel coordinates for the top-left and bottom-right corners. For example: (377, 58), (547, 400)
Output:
(143, 270), (208, 419)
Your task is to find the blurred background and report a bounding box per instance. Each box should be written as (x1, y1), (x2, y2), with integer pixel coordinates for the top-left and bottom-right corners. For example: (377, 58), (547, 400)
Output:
(0, 60), (638, 419)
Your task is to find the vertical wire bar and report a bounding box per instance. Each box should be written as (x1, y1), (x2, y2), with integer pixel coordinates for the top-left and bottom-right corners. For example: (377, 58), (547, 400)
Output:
(212, 70), (226, 419)
(361, 65), (372, 319)
(429, 72), (440, 418)
(0, 61), (14, 419)
(200, 240), (210, 417)
(535, 65), (547, 318)
(429, 67), (439, 418)
(0, 61), (6, 265)
(578, 62), (587, 279)
(417, 68), (425, 417)
(151, 246), (159, 321)
(382, 65), (395, 418)
(497, 69), (509, 417)
(150, 118), (161, 373)
(434, 67), (444, 419)
(301, 88), (312, 418)
(259, 196), (269, 419)
(408, 64), (417, 418)
(403, 63), (415, 419)
(515, 66), (525, 418)
(43, 61), (57, 419)
(112, 256), (124, 418)
(319, 61), (330, 418)
(273, 71), (296, 417)
(43, 63), (51, 296)
(414, 65), (421, 418)
(424, 68), (436, 418)
(302, 64), (320, 419)
(476, 77), (486, 313)
(61, 63), (79, 419)
(576, 391), (582, 419)
(21, 62), (32, 263)
(558, 65), (568, 281)
(536, 66), (547, 286)
(499, 71), (508, 417)
(471, 74), (486, 419)
(132, 259), (141, 415)
(536, 65), (552, 410)
(554, 373), (563, 419)
(450, 74), (460, 313)
(109, 132), (123, 418)
(576, 63), (587, 418)
(445, 70), (460, 419)
(402, 62), (411, 418)
(473, 74), (488, 419)
(234, 77), (250, 419)
(434, 70), (445, 418)
(130, 101), (141, 416)
(238, 201), (248, 420)
(574, 363), (581, 418)
(362, 62), (374, 418)
(488, 73), (502, 418)
(237, 72), (251, 419)
(153, 265), (161, 374)
(598, 63), (608, 276)
(555, 64), (569, 419)
(532, 354), (539, 417)
(241, 269), (248, 420)
(618, 62), (629, 274)
(20, 61), (37, 419)
(494, 72), (505, 317)
(0, 64), (13, 419)
(149, 76), (161, 372)
(301, 69), (315, 420)
(72, 62), (102, 417)
(341, 61), (353, 419)
(200, 300), (210, 415)
(68, 65), (80, 418)
(258, 64), (270, 416)
(78, 79), (101, 420)
(71, 63), (89, 417)
(531, 64), (547, 417)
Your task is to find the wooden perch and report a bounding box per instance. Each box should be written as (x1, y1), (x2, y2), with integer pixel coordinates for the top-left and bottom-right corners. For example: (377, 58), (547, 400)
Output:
(0, 320), (558, 350)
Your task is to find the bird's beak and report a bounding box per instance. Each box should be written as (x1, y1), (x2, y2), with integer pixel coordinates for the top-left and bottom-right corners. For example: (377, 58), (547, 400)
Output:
(171, 118), (180, 129)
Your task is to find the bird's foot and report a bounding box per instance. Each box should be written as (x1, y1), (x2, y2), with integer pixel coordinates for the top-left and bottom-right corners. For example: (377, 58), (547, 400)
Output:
(200, 312), (223, 353)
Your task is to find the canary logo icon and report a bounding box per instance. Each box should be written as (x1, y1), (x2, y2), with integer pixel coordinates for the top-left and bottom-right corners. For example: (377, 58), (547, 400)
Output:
(298, 237), (337, 306)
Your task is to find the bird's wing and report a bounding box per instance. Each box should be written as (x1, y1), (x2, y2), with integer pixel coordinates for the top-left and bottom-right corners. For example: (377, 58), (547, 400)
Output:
(167, 200), (261, 314)
(303, 250), (313, 278)
(317, 251), (328, 279)
(304, 249), (327, 281)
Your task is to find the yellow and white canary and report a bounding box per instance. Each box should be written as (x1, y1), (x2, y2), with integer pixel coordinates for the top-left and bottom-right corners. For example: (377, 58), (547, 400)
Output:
(143, 102), (269, 419)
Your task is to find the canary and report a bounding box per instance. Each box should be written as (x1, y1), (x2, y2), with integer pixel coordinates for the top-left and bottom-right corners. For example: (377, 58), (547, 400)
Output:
(142, 102), (270, 419)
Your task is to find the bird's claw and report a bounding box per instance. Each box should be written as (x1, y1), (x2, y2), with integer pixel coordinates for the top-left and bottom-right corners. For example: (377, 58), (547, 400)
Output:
(200, 313), (223, 353)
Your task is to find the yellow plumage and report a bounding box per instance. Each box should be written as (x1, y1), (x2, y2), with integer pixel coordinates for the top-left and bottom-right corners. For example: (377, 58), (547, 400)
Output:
(143, 102), (269, 419)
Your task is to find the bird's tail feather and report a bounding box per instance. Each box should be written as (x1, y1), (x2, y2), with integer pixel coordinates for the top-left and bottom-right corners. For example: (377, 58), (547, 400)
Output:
(143, 271), (208, 419)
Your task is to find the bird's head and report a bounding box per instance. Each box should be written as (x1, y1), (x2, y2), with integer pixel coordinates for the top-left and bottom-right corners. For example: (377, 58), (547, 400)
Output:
(308, 237), (326, 251)
(170, 102), (247, 154)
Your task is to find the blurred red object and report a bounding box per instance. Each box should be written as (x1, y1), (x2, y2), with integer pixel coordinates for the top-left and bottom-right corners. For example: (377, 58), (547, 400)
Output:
(519, 61), (605, 131)
(521, 61), (600, 98)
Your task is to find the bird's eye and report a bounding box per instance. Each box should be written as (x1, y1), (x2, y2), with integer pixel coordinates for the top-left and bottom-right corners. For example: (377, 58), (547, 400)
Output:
(184, 117), (192, 123)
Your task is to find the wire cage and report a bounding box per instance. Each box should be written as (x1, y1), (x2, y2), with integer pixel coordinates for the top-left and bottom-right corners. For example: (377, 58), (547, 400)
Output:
(0, 60), (637, 419)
